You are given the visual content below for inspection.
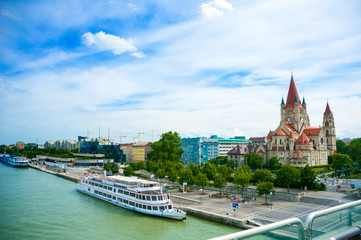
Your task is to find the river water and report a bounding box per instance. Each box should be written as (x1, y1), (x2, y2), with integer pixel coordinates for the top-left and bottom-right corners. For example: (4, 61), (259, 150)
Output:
(0, 164), (240, 240)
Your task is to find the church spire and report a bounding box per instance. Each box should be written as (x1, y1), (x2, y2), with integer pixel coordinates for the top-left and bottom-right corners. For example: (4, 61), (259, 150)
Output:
(281, 97), (285, 105)
(302, 96), (306, 105)
(285, 73), (302, 109)
(324, 102), (332, 115)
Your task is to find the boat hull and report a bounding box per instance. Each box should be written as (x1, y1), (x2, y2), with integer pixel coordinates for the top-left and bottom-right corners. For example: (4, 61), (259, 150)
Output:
(77, 184), (186, 221)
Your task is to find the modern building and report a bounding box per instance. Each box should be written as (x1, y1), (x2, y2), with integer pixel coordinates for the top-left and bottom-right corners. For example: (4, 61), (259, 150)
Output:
(44, 139), (80, 151)
(210, 135), (251, 156)
(131, 142), (152, 163)
(255, 74), (336, 167)
(181, 137), (219, 166)
(119, 143), (134, 164)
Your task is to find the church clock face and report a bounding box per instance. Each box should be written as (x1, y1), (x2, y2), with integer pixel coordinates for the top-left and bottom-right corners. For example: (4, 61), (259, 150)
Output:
(287, 117), (292, 122)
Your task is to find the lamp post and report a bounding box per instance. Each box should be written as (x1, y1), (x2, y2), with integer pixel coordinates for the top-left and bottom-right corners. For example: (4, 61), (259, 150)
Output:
(270, 192), (273, 210)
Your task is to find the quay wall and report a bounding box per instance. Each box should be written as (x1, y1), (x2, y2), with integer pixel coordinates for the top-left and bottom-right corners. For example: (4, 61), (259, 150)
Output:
(29, 163), (79, 183)
(171, 195), (202, 205)
(182, 207), (252, 229)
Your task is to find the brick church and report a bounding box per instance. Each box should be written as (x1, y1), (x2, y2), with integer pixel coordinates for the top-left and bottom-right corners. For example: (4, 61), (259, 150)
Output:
(255, 74), (336, 167)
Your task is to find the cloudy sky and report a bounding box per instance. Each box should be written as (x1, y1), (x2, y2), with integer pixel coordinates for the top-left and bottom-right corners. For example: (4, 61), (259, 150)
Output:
(1, 0), (360, 145)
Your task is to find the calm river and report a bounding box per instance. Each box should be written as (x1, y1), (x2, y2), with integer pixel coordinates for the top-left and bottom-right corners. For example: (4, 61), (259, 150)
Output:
(0, 164), (240, 240)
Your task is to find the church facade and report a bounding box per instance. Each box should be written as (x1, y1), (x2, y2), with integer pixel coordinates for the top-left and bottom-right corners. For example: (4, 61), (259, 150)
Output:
(255, 74), (336, 167)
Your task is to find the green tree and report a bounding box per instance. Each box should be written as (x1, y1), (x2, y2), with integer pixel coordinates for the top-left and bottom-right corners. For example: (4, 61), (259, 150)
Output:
(103, 161), (112, 172)
(155, 168), (166, 179)
(167, 168), (178, 184)
(253, 169), (274, 183)
(245, 153), (263, 169)
(213, 174), (227, 197)
(175, 162), (184, 172)
(217, 165), (233, 179)
(202, 162), (217, 180)
(123, 166), (134, 176)
(147, 131), (184, 163)
(257, 181), (274, 205)
(336, 140), (347, 154)
(275, 165), (301, 193)
(347, 138), (361, 161)
(71, 148), (80, 153)
(178, 168), (194, 186)
(234, 164), (252, 198)
(111, 163), (119, 174)
(330, 153), (353, 176)
(209, 156), (228, 166)
(268, 157), (281, 170)
(136, 161), (146, 170)
(300, 165), (316, 189)
(195, 173), (209, 196)
(188, 162), (201, 177)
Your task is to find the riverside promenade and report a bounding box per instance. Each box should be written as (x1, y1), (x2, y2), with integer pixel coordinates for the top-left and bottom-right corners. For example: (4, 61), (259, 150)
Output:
(29, 163), (357, 230)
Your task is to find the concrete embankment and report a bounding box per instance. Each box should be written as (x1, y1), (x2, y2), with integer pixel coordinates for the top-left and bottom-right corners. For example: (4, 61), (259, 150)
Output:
(29, 164), (80, 183)
(182, 206), (252, 229)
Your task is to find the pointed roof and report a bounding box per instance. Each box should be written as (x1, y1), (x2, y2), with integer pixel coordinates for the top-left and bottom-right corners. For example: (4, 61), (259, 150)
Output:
(285, 73), (303, 109)
(324, 102), (332, 115)
(303, 127), (321, 136)
(295, 133), (312, 145)
(281, 97), (285, 105)
(302, 97), (306, 105)
(289, 130), (294, 138)
(267, 131), (274, 139)
(227, 144), (248, 155)
(274, 128), (287, 136)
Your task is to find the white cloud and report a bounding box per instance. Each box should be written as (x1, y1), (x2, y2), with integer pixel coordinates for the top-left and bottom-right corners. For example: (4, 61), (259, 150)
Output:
(82, 31), (145, 57)
(200, 0), (233, 18)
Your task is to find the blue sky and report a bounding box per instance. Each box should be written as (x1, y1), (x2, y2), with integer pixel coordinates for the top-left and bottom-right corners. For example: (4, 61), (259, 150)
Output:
(1, 0), (361, 145)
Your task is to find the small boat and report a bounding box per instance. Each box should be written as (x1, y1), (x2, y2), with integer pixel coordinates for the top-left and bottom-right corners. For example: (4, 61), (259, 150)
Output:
(77, 174), (186, 220)
(1, 155), (29, 168)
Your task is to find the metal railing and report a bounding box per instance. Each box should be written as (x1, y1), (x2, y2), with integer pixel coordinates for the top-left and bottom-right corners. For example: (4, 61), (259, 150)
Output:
(210, 200), (361, 240)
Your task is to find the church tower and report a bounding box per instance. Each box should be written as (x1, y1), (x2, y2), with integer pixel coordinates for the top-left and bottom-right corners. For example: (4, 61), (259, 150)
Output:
(281, 73), (310, 133)
(323, 102), (336, 154)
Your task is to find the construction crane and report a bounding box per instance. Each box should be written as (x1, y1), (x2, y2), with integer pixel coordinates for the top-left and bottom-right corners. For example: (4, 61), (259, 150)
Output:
(87, 130), (93, 140)
(137, 131), (144, 143)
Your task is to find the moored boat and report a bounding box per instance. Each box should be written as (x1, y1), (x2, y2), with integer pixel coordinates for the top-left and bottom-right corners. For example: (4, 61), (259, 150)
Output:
(0, 155), (29, 168)
(77, 174), (186, 220)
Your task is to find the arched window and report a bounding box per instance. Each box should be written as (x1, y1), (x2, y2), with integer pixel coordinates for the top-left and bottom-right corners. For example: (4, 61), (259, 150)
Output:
(321, 138), (324, 144)
(280, 139), (282, 144)
(325, 121), (329, 127)
(326, 130), (329, 136)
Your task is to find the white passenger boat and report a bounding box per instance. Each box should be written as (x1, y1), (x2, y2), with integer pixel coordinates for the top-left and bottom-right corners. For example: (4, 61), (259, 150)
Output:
(1, 155), (29, 168)
(77, 174), (186, 220)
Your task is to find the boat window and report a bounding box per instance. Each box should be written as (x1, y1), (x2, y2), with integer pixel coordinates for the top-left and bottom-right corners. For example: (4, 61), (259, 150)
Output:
(159, 206), (165, 211)
(168, 205), (172, 209)
(124, 191), (129, 195)
(158, 196), (162, 201)
(112, 196), (116, 200)
(95, 183), (98, 187)
(146, 196), (151, 201)
(135, 194), (138, 199)
(123, 200), (128, 204)
(88, 188), (90, 191)
(107, 194), (111, 198)
(117, 197), (122, 202)
(142, 205), (146, 209)
(129, 202), (135, 206)
(142, 195), (145, 200)
(108, 187), (112, 190)
(130, 193), (135, 197)
(167, 195), (170, 200)
(118, 189), (123, 194)
(152, 206), (158, 211)
(147, 206), (151, 210)
(151, 196), (157, 201)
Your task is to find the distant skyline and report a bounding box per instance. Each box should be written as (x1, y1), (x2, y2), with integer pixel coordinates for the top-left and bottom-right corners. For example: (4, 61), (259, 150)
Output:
(1, 0), (361, 145)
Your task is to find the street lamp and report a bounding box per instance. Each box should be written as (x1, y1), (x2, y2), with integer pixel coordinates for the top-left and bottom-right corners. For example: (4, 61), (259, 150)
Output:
(270, 192), (273, 210)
